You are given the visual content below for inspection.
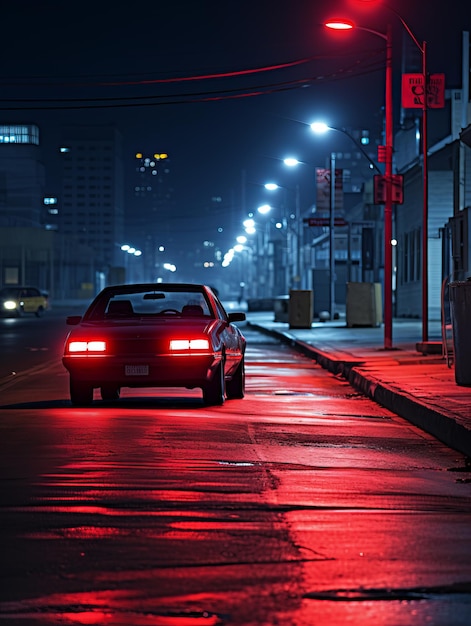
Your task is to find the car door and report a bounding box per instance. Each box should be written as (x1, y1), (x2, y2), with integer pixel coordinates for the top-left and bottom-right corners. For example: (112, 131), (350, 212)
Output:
(213, 299), (243, 373)
(23, 288), (39, 313)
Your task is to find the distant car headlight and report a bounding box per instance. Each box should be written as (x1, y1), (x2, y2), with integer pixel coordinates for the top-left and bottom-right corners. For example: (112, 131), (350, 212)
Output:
(3, 300), (17, 310)
(170, 339), (210, 351)
(68, 340), (107, 353)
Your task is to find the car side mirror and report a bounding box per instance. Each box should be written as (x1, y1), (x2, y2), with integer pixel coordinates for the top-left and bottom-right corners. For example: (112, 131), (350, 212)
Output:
(228, 312), (246, 323)
(66, 315), (82, 325)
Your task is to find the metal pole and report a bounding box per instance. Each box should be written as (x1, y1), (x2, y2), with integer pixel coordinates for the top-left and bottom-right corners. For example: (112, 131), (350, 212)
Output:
(295, 183), (302, 288)
(330, 152), (336, 320)
(421, 40), (429, 343)
(384, 23), (394, 349)
(378, 6), (429, 345)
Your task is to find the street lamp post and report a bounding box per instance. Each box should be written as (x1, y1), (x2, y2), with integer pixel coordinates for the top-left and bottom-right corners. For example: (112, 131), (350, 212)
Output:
(264, 181), (302, 290)
(257, 204), (274, 298)
(325, 19), (394, 350)
(329, 152), (336, 321)
(394, 18), (428, 342)
(421, 41), (429, 343)
(368, 3), (428, 340)
(384, 22), (394, 350)
(243, 210), (274, 298)
(294, 183), (302, 289)
(120, 244), (142, 282)
(311, 121), (383, 320)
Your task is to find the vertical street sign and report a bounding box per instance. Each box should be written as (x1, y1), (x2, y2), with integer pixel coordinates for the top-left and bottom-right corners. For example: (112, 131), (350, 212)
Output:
(374, 175), (404, 204)
(315, 168), (343, 212)
(401, 73), (445, 109)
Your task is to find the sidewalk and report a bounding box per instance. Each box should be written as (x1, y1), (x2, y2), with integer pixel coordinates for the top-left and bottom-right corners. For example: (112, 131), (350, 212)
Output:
(245, 312), (471, 459)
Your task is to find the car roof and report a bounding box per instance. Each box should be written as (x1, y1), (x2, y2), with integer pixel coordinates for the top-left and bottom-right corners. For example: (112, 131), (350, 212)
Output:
(100, 283), (211, 295)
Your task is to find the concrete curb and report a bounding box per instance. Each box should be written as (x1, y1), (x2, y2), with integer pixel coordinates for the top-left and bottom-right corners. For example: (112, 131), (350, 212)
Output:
(347, 367), (471, 458)
(248, 322), (471, 458)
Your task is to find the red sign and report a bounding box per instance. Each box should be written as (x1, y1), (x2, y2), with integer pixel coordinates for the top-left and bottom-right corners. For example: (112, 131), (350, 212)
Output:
(377, 145), (392, 163)
(402, 73), (445, 109)
(374, 175), (404, 204)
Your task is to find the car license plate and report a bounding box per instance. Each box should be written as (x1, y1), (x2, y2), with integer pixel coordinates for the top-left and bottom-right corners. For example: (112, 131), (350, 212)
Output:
(125, 365), (149, 376)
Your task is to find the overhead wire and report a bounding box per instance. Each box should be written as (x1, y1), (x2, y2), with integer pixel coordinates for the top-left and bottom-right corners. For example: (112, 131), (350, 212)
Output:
(0, 48), (386, 110)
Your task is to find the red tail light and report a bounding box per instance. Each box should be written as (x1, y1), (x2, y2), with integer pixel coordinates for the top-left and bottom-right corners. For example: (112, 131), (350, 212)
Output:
(170, 338), (209, 351)
(68, 340), (106, 353)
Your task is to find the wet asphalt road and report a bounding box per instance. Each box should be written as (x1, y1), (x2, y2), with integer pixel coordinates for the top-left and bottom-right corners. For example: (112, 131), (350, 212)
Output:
(0, 318), (470, 625)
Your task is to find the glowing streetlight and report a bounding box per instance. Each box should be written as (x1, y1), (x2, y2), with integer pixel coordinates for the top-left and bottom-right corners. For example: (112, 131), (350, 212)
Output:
(325, 17), (394, 349)
(121, 244), (142, 256)
(353, 1), (430, 342)
(284, 157), (301, 167)
(310, 121), (381, 173)
(243, 218), (256, 235)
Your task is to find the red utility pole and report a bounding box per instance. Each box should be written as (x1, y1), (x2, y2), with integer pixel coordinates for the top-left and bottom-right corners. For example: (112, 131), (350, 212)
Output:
(383, 23), (394, 350)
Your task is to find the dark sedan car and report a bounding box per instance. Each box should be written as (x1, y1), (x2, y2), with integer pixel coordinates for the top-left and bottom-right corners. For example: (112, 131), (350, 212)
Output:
(62, 283), (246, 406)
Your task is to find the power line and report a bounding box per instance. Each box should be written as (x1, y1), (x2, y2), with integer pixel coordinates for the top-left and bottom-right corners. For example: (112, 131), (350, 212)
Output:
(0, 52), (385, 111)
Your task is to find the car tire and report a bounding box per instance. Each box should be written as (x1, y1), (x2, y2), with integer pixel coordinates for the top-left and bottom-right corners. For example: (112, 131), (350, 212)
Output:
(70, 378), (93, 406)
(101, 385), (120, 401)
(225, 357), (245, 399)
(203, 361), (225, 406)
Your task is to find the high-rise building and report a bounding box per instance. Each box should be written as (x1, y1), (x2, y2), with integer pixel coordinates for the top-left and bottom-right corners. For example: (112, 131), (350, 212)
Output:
(0, 124), (45, 228)
(130, 151), (174, 281)
(0, 123), (96, 295)
(59, 125), (125, 274)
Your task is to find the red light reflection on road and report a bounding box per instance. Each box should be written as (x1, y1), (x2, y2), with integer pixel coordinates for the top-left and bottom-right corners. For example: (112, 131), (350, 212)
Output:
(4, 590), (224, 625)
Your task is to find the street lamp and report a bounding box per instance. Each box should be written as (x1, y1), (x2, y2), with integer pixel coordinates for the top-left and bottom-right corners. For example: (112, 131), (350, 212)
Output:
(310, 122), (382, 175)
(411, 39), (429, 343)
(325, 18), (394, 350)
(282, 160), (309, 290)
(311, 122), (383, 321)
(329, 152), (336, 321)
(287, 147), (337, 319)
(121, 244), (142, 258)
(120, 243), (142, 282)
(242, 215), (270, 297)
(263, 180), (302, 290)
(357, 2), (429, 342)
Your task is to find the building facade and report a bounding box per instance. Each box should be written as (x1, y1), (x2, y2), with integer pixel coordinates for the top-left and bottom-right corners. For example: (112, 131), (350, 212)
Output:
(0, 124), (93, 296)
(59, 125), (125, 288)
(128, 151), (175, 282)
(0, 124), (45, 229)
(396, 88), (471, 321)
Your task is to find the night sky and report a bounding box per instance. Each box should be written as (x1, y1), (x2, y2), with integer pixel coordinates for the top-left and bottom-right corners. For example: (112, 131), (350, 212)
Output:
(1, 0), (470, 254)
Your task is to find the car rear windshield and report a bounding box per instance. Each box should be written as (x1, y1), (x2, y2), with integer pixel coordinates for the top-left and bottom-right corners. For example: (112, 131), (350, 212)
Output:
(86, 288), (213, 320)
